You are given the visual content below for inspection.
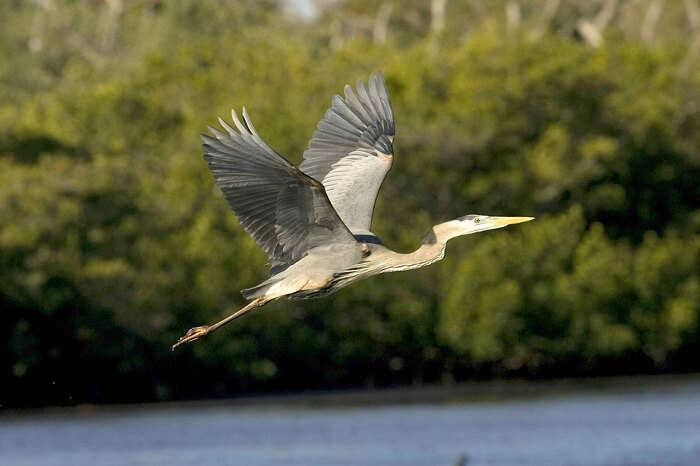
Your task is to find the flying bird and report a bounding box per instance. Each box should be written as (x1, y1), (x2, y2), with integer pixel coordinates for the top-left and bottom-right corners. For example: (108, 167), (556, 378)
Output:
(173, 72), (533, 349)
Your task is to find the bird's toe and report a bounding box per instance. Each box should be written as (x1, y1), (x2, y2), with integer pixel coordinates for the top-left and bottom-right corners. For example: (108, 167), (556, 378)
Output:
(172, 326), (210, 350)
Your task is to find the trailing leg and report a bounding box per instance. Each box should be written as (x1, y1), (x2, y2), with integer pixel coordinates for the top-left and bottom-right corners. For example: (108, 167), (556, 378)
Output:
(172, 297), (269, 350)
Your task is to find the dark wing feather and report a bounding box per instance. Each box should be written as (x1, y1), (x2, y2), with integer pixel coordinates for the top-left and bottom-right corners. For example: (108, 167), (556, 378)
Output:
(202, 108), (357, 274)
(299, 72), (395, 234)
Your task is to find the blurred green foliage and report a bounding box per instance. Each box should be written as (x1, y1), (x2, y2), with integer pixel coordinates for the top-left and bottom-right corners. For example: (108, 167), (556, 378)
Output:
(1, 0), (699, 407)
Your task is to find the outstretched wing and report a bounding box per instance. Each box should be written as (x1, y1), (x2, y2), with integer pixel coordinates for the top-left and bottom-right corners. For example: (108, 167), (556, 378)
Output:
(300, 72), (395, 235)
(202, 108), (358, 274)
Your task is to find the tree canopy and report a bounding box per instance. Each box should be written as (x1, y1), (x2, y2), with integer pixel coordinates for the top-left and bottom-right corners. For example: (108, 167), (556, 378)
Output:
(1, 0), (699, 407)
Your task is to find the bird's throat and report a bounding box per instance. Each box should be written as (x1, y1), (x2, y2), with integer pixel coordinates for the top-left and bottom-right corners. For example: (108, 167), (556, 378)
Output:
(382, 240), (447, 273)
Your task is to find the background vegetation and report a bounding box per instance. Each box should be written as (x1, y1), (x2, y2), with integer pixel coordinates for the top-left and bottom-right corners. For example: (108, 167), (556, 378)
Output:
(1, 0), (699, 407)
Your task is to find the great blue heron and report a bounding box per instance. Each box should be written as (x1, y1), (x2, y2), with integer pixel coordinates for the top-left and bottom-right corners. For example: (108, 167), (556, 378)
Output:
(173, 72), (533, 349)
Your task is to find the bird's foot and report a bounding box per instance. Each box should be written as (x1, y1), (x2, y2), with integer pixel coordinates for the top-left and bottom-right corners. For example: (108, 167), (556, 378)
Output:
(172, 326), (210, 350)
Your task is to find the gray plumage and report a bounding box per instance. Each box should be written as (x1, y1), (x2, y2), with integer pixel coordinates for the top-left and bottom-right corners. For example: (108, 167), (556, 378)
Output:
(300, 72), (394, 238)
(173, 72), (533, 349)
(201, 108), (359, 277)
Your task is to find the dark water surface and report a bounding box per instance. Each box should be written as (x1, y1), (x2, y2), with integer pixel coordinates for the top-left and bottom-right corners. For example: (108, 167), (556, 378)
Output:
(2, 376), (700, 465)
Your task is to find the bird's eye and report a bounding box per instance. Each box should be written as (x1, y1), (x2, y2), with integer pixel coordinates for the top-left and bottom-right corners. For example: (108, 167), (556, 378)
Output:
(474, 217), (481, 224)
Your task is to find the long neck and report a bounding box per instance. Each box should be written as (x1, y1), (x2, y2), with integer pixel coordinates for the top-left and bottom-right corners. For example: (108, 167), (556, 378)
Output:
(381, 229), (448, 273)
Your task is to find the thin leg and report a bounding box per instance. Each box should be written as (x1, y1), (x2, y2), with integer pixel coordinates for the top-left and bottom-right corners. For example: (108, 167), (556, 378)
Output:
(172, 297), (268, 350)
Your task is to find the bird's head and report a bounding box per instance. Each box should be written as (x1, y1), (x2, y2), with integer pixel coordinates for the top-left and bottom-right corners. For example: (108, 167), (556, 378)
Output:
(429, 215), (534, 243)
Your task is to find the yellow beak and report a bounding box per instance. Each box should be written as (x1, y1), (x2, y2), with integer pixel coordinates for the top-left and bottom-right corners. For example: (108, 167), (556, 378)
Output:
(488, 216), (535, 226)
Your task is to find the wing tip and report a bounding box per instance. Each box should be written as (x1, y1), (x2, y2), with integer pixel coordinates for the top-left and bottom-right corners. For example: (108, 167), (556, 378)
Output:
(231, 108), (247, 133)
(370, 70), (384, 84)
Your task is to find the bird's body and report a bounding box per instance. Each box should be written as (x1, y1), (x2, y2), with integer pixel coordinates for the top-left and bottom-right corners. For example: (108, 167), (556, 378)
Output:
(173, 73), (532, 349)
(259, 237), (444, 301)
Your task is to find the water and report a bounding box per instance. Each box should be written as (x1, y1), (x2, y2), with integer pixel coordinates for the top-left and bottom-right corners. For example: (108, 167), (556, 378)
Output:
(2, 377), (700, 465)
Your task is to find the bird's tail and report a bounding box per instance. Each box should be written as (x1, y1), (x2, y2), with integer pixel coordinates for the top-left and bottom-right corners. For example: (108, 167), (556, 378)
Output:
(241, 276), (283, 300)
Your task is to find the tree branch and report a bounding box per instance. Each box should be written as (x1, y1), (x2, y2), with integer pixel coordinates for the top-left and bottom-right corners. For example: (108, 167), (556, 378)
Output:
(641, 0), (665, 44)
(373, 2), (393, 44)
(530, 0), (561, 40)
